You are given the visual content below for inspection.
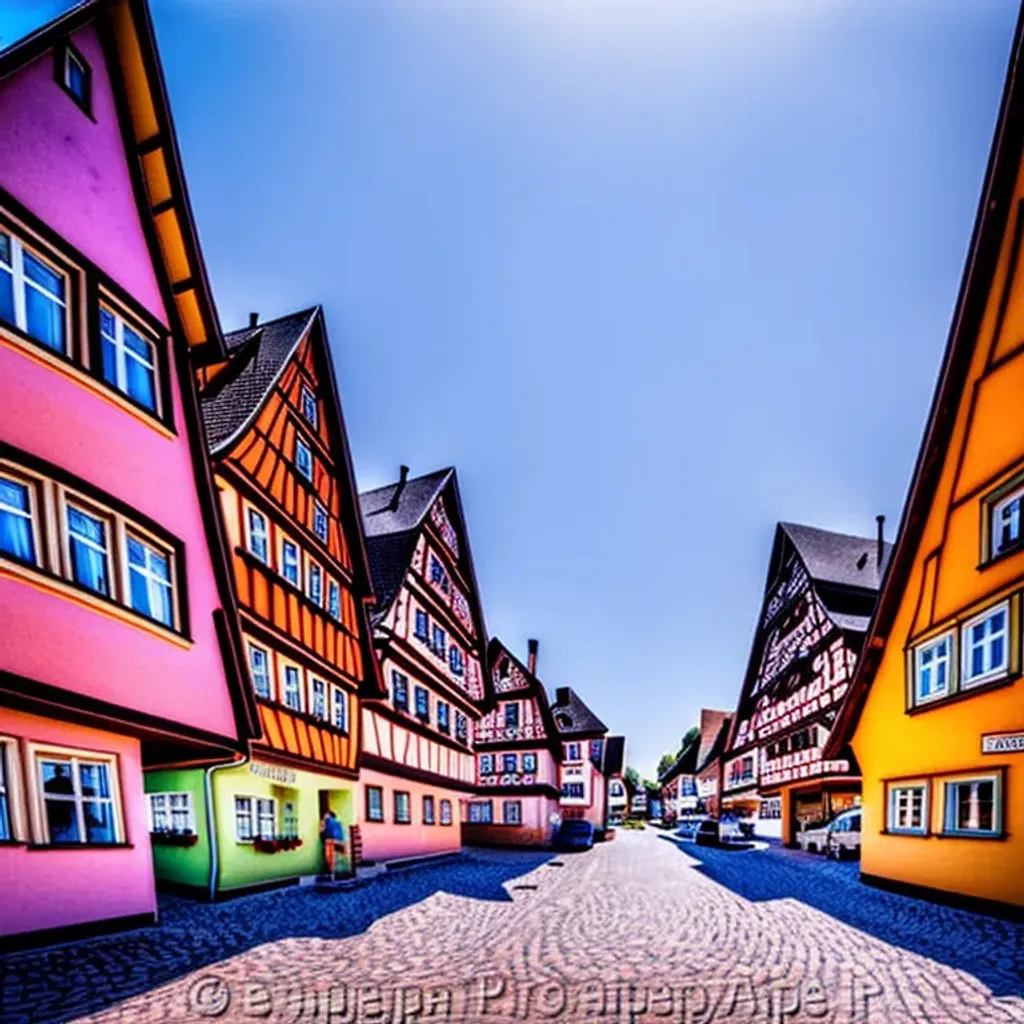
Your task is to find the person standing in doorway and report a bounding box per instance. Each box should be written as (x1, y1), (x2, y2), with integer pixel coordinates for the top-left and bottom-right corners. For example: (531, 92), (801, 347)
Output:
(320, 809), (345, 880)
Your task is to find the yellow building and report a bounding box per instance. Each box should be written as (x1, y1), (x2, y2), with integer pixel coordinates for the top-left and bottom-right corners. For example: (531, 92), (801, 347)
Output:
(828, 12), (1024, 917)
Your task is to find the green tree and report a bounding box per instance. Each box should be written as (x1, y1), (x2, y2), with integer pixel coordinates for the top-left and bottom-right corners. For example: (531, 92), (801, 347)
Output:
(624, 765), (642, 791)
(657, 753), (676, 779)
(680, 725), (700, 753)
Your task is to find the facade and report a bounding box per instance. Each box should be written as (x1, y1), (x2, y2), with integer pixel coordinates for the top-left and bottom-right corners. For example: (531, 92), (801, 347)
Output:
(0, 1), (258, 943)
(660, 742), (699, 826)
(463, 638), (563, 847)
(603, 735), (627, 825)
(827, 18), (1024, 914)
(721, 523), (887, 845)
(358, 468), (492, 863)
(695, 716), (731, 819)
(146, 307), (382, 896)
(550, 687), (609, 828)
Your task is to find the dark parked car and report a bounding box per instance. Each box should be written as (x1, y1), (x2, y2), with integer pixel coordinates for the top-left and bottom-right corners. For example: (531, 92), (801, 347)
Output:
(694, 818), (720, 846)
(554, 819), (595, 851)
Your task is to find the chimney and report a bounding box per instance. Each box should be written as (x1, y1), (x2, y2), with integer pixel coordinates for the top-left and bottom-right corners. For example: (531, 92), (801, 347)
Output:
(876, 514), (885, 570)
(555, 686), (570, 706)
(249, 312), (259, 328)
(527, 639), (538, 675)
(387, 465), (410, 512)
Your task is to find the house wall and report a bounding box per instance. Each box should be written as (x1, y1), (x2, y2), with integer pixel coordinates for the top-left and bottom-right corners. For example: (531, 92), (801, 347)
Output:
(462, 794), (560, 847)
(143, 767), (211, 892)
(0, 708), (156, 938)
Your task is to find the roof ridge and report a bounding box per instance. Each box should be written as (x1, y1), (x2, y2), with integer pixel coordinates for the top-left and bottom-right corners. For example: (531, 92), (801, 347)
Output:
(360, 466), (455, 500)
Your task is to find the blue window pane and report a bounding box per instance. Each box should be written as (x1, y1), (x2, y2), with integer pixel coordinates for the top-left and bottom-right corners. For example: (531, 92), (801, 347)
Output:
(100, 307), (116, 337)
(70, 540), (109, 596)
(128, 537), (146, 567)
(991, 635), (1005, 669)
(123, 325), (149, 359)
(0, 266), (14, 328)
(972, 647), (984, 677)
(0, 479), (34, 563)
(45, 800), (79, 842)
(0, 748), (9, 841)
(79, 763), (110, 798)
(84, 802), (115, 843)
(936, 661), (946, 688)
(24, 286), (64, 351)
(67, 55), (87, 101)
(101, 335), (118, 385)
(23, 251), (63, 298)
(126, 356), (156, 411)
(991, 610), (1006, 634)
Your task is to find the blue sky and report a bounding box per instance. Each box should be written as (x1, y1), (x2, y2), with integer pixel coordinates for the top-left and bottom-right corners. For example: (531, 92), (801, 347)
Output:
(6, 1), (1018, 780)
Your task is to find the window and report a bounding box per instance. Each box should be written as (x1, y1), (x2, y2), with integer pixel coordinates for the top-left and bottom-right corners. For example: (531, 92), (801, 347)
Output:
(127, 534), (173, 627)
(283, 801), (298, 838)
(0, 744), (13, 841)
(99, 307), (158, 413)
(449, 646), (464, 677)
(590, 739), (604, 764)
(332, 687), (348, 732)
(301, 385), (318, 428)
(256, 798), (276, 839)
(294, 436), (313, 481)
(914, 633), (953, 704)
(522, 753), (537, 774)
(480, 754), (494, 775)
(365, 785), (384, 823)
(503, 801), (522, 825)
(37, 753), (119, 844)
(423, 795), (436, 825)
(467, 801), (493, 824)
(391, 671), (409, 711)
(943, 776), (1000, 835)
(0, 231), (67, 353)
(246, 508), (269, 563)
(280, 539), (299, 586)
(148, 792), (193, 834)
(313, 502), (329, 543)
(432, 625), (446, 658)
(311, 677), (327, 720)
(888, 784), (928, 834)
(502, 754), (518, 774)
(60, 43), (91, 112)
(0, 473), (36, 564)
(394, 791), (411, 824)
(961, 603), (1009, 687)
(566, 743), (581, 761)
(235, 796), (253, 841)
(281, 665), (303, 712)
(66, 503), (111, 596)
(504, 703), (520, 729)
(414, 686), (429, 721)
(991, 486), (1024, 557)
(440, 798), (453, 825)
(437, 701), (450, 734)
(307, 561), (323, 606)
(248, 643), (272, 700)
(414, 609), (429, 641)
(328, 581), (340, 619)
(428, 554), (450, 593)
(455, 713), (468, 743)
(562, 782), (585, 799)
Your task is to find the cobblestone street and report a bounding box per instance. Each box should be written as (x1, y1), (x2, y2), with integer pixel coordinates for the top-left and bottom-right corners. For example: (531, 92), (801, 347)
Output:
(2, 830), (1023, 1024)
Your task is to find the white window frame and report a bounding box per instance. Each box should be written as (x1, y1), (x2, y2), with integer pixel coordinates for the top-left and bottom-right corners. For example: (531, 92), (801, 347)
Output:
(248, 641), (273, 700)
(63, 45), (89, 106)
(422, 794), (436, 825)
(0, 736), (24, 842)
(300, 385), (318, 428)
(234, 795), (254, 841)
(503, 800), (522, 825)
(256, 797), (276, 839)
(566, 742), (581, 762)
(440, 798), (453, 825)
(0, 230), (68, 353)
(125, 531), (175, 629)
(279, 536), (300, 587)
(147, 791), (195, 834)
(332, 686), (348, 732)
(310, 676), (328, 721)
(307, 559), (323, 606)
(887, 782), (929, 835)
(480, 754), (494, 775)
(394, 790), (411, 824)
(0, 467), (42, 566)
(914, 631), (954, 705)
(294, 436), (313, 481)
(327, 580), (340, 620)
(99, 303), (160, 415)
(282, 800), (299, 838)
(281, 662), (304, 712)
(245, 507), (269, 564)
(29, 744), (123, 846)
(942, 774), (1002, 836)
(365, 785), (384, 823)
(960, 601), (1010, 689)
(991, 485), (1024, 558)
(64, 498), (114, 598)
(313, 501), (329, 544)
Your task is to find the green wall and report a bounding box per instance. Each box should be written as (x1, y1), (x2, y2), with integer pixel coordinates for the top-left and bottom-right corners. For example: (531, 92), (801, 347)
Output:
(144, 768), (211, 891)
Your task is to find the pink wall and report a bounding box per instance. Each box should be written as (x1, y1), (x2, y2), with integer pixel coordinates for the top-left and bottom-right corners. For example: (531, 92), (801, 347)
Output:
(0, 26), (238, 742)
(0, 708), (156, 938)
(358, 768), (463, 863)
(0, 24), (165, 319)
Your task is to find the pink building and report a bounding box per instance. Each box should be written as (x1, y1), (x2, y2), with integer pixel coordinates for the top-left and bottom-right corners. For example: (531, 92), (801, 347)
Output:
(550, 687), (610, 829)
(463, 639), (564, 847)
(0, 1), (257, 946)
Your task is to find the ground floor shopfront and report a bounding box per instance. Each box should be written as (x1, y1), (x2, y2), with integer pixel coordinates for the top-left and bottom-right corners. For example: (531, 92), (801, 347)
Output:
(144, 754), (357, 897)
(462, 785), (561, 847)
(762, 776), (861, 846)
(0, 706), (157, 946)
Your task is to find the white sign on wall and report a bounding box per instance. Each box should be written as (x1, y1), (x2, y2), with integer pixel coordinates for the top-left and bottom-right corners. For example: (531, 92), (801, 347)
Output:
(981, 731), (1024, 754)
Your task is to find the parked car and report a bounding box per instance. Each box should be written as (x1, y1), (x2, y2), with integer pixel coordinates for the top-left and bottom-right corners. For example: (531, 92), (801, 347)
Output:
(554, 820), (595, 851)
(675, 816), (706, 841)
(717, 814), (747, 843)
(796, 819), (831, 853)
(825, 809), (862, 860)
(694, 818), (720, 846)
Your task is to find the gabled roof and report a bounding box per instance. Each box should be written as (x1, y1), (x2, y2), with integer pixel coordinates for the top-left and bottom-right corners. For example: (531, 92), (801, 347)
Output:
(201, 308), (318, 452)
(549, 686), (607, 737)
(603, 735), (625, 777)
(828, 5), (1024, 758)
(696, 715), (731, 775)
(486, 637), (563, 761)
(660, 736), (699, 785)
(780, 522), (892, 592)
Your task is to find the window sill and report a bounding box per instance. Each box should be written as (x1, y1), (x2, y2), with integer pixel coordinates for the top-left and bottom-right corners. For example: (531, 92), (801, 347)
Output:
(977, 543), (1024, 572)
(0, 839), (27, 847)
(906, 673), (1017, 715)
(27, 842), (133, 851)
(0, 557), (192, 648)
(879, 830), (928, 838)
(935, 830), (1007, 841)
(1, 325), (174, 439)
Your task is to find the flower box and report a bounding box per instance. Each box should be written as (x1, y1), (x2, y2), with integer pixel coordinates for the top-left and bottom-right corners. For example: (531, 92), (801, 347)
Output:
(252, 836), (304, 854)
(150, 830), (199, 847)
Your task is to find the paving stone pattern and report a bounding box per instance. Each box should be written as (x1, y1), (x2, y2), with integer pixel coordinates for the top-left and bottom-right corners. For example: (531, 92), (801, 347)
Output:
(0, 831), (1022, 1024)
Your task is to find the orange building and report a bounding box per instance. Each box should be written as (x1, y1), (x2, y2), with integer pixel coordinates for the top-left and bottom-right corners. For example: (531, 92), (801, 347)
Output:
(828, 12), (1024, 916)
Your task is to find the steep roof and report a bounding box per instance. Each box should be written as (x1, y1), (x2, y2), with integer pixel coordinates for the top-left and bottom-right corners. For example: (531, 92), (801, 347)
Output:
(780, 522), (892, 592)
(660, 736), (699, 785)
(696, 708), (730, 768)
(603, 735), (625, 777)
(696, 716), (731, 774)
(828, 5), (1024, 757)
(549, 686), (607, 737)
(201, 308), (318, 452)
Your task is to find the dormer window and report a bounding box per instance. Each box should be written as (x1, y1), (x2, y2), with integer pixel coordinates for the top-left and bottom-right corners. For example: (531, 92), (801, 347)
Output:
(57, 42), (91, 116)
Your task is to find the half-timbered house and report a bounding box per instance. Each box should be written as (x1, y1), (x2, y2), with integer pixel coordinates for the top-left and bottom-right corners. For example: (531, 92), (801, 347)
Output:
(549, 687), (609, 829)
(463, 638), (563, 846)
(358, 467), (492, 863)
(696, 716), (731, 818)
(145, 306), (383, 895)
(721, 522), (888, 844)
(603, 735), (628, 825)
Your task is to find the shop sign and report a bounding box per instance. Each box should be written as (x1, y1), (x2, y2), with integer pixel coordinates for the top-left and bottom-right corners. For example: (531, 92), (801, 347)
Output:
(249, 761), (297, 785)
(981, 731), (1024, 754)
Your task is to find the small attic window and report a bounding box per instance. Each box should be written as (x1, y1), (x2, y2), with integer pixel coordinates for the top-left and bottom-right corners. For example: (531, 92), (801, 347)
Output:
(56, 41), (92, 117)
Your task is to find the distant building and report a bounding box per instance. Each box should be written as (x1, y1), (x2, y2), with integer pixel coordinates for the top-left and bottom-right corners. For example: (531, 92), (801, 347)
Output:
(660, 709), (730, 823)
(603, 736), (627, 825)
(695, 716), (731, 819)
(550, 687), (609, 829)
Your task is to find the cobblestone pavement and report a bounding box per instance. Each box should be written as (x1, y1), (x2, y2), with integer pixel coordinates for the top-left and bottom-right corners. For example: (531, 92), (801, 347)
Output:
(1, 830), (1023, 1024)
